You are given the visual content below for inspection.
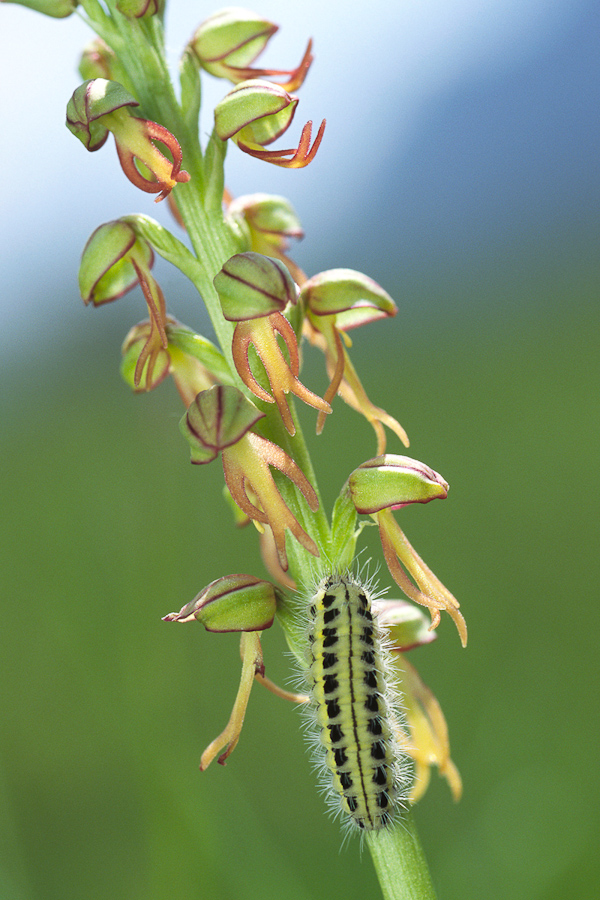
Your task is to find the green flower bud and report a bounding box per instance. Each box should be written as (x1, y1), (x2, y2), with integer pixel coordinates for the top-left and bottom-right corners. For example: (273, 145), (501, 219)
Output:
(227, 193), (303, 255)
(190, 8), (277, 81)
(300, 268), (397, 329)
(116, 0), (160, 18)
(375, 600), (437, 651)
(2, 0), (76, 18)
(163, 574), (278, 632)
(121, 321), (171, 392)
(348, 455), (449, 515)
(214, 79), (324, 168)
(78, 40), (118, 82)
(214, 79), (297, 145)
(214, 251), (297, 321)
(66, 80), (189, 201)
(79, 220), (153, 306)
(66, 79), (138, 151)
(180, 385), (264, 464)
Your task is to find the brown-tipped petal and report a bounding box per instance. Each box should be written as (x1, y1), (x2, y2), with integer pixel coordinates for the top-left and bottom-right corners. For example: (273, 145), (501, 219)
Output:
(145, 122), (187, 181)
(114, 120), (190, 202)
(133, 330), (168, 390)
(255, 670), (310, 704)
(222, 433), (319, 570)
(267, 313), (331, 429)
(222, 452), (270, 525)
(278, 38), (313, 91)
(248, 432), (319, 512)
(231, 323), (278, 404)
(237, 118), (326, 168)
(336, 348), (409, 452)
(121, 320), (172, 393)
(378, 508), (467, 647)
(271, 312), (299, 375)
(316, 322), (345, 434)
(114, 141), (164, 195)
(232, 315), (329, 435)
(395, 655), (463, 803)
(259, 530), (297, 591)
(131, 259), (168, 348)
(380, 528), (446, 613)
(270, 510), (319, 570)
(225, 38), (314, 92)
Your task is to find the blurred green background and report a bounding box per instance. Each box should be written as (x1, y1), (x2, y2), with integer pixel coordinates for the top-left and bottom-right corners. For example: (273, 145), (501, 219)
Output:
(2, 1), (599, 898)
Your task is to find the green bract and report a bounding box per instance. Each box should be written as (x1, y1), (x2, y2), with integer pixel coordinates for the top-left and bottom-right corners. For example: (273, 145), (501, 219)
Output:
(214, 251), (297, 320)
(166, 324), (232, 386)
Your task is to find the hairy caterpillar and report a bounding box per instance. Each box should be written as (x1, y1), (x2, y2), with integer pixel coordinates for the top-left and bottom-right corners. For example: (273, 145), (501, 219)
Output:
(302, 571), (410, 834)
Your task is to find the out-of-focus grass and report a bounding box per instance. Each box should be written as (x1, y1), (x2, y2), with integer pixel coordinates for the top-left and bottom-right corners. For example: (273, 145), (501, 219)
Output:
(1, 256), (599, 899)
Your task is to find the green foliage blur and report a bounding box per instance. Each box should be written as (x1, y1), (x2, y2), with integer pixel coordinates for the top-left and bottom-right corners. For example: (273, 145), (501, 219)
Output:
(2, 225), (598, 899)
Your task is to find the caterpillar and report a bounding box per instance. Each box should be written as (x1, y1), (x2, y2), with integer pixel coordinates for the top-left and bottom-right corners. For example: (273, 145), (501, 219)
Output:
(302, 571), (410, 834)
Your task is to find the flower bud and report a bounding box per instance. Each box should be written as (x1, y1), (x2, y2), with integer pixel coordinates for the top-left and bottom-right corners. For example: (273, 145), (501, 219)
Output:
(190, 8), (277, 81)
(78, 39), (118, 82)
(2, 0), (76, 17)
(214, 251), (297, 321)
(348, 455), (449, 515)
(66, 79), (138, 152)
(121, 320), (170, 392)
(66, 80), (190, 201)
(180, 385), (264, 465)
(375, 599), (437, 651)
(163, 574), (278, 632)
(79, 220), (154, 306)
(301, 268), (397, 328)
(214, 79), (325, 168)
(116, 0), (160, 18)
(215, 79), (297, 146)
(227, 193), (303, 254)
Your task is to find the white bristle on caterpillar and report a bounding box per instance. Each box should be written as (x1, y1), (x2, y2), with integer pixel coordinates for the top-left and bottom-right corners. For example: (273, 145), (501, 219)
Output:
(301, 571), (410, 835)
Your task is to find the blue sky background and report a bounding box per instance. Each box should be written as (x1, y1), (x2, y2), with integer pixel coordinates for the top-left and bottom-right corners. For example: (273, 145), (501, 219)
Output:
(2, 0), (598, 359)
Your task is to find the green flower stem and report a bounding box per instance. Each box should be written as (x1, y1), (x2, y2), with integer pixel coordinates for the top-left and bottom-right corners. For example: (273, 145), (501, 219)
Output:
(367, 810), (438, 900)
(78, 0), (114, 35)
